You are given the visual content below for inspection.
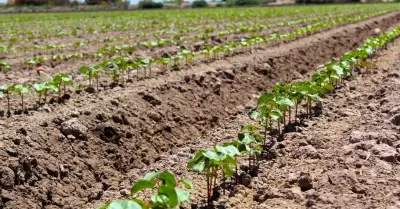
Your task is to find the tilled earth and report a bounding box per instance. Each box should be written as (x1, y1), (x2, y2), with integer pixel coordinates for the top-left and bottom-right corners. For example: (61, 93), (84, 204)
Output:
(143, 28), (400, 209)
(0, 12), (400, 209)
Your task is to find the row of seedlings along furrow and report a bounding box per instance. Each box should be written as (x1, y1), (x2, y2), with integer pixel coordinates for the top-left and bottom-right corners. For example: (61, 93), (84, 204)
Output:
(94, 24), (400, 209)
(0, 9), (396, 118)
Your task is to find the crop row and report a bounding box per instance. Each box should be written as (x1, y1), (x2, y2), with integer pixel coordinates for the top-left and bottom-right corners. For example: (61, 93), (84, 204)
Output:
(0, 7), (371, 55)
(0, 8), (393, 118)
(0, 4), (397, 45)
(95, 22), (400, 209)
(0, 9), (388, 73)
(0, 9), (391, 115)
(0, 73), (72, 116)
(0, 6), (344, 43)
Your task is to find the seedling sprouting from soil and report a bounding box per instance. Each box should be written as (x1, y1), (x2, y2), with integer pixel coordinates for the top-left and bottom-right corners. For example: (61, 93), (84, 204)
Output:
(14, 84), (29, 111)
(187, 145), (239, 205)
(0, 85), (14, 116)
(0, 60), (11, 71)
(98, 170), (192, 209)
(157, 58), (170, 72)
(80, 65), (101, 91)
(102, 60), (119, 84)
(181, 49), (195, 64)
(53, 73), (73, 100)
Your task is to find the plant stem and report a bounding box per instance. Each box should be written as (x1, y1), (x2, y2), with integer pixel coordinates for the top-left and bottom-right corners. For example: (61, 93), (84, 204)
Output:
(149, 65), (152, 78)
(7, 92), (10, 117)
(38, 93), (41, 106)
(21, 94), (24, 111)
(96, 77), (99, 92)
(278, 120), (281, 135)
(58, 83), (62, 102)
(207, 168), (211, 206)
(222, 170), (225, 195)
(263, 120), (268, 148)
(44, 90), (47, 104)
(235, 157), (238, 184)
(283, 110), (286, 127)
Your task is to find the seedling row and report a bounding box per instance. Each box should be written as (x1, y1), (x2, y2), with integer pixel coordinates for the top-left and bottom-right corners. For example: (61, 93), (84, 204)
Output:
(0, 8), (396, 117)
(96, 23), (400, 209)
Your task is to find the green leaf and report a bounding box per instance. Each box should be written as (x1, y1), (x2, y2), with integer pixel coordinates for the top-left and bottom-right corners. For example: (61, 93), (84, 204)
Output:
(271, 109), (282, 121)
(202, 150), (222, 161)
(158, 171), (177, 188)
(150, 194), (168, 207)
(187, 150), (206, 172)
(222, 163), (234, 177)
(222, 155), (237, 166)
(158, 185), (179, 207)
(241, 124), (258, 133)
(80, 65), (90, 74)
(14, 84), (29, 94)
(143, 171), (159, 181)
(276, 98), (294, 107)
(215, 145), (240, 157)
(97, 200), (146, 209)
(323, 84), (335, 92)
(238, 133), (255, 144)
(192, 161), (205, 172)
(248, 110), (260, 120)
(176, 189), (191, 203)
(131, 180), (155, 195)
(258, 93), (275, 106)
(181, 178), (193, 189)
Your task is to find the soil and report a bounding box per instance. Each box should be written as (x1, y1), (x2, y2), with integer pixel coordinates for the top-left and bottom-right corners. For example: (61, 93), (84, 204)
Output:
(0, 10), (400, 209)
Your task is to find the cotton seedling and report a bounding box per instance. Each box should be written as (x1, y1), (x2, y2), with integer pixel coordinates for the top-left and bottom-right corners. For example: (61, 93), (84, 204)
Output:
(180, 49), (195, 64)
(98, 171), (192, 209)
(13, 84), (30, 111)
(80, 65), (101, 91)
(0, 85), (14, 117)
(187, 145), (239, 205)
(53, 73), (73, 100)
(156, 58), (171, 72)
(0, 60), (11, 71)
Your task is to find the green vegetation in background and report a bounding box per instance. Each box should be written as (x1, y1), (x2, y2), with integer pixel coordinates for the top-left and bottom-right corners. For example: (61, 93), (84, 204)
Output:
(226, 0), (261, 6)
(138, 1), (164, 9)
(192, 0), (208, 8)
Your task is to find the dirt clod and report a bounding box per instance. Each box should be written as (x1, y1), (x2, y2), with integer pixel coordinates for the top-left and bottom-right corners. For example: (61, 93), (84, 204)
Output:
(112, 110), (130, 125)
(372, 143), (397, 162)
(60, 118), (88, 140)
(298, 172), (313, 191)
(96, 123), (121, 144)
(0, 167), (15, 189)
(46, 164), (59, 177)
(391, 114), (400, 126)
(142, 93), (162, 106)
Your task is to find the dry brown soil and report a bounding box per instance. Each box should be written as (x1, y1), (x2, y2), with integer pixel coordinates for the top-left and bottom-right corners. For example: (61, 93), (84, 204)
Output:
(0, 11), (399, 209)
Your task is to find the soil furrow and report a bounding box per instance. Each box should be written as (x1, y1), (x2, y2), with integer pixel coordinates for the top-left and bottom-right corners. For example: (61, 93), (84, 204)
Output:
(1, 11), (400, 209)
